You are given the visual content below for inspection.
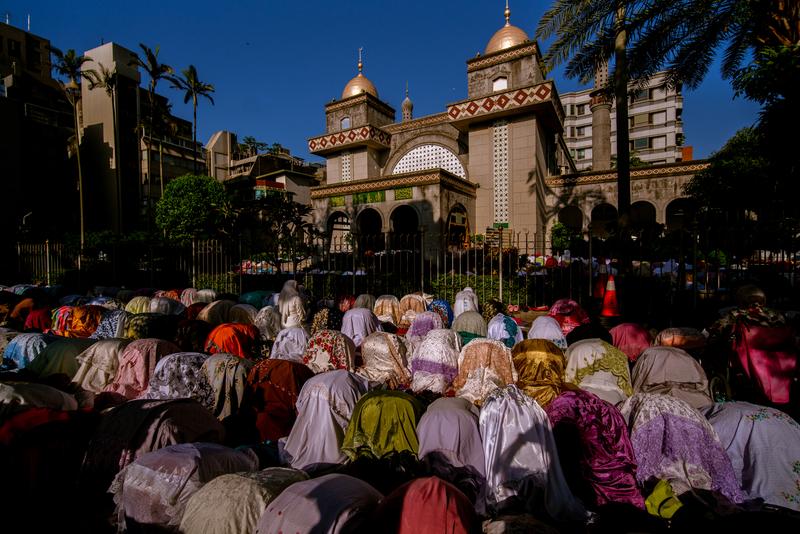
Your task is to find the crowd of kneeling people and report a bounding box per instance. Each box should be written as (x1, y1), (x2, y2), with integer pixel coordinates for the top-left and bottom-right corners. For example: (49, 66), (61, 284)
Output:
(0, 280), (798, 533)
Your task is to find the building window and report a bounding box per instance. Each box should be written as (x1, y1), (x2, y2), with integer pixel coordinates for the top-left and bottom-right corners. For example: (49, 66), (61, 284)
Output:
(340, 117), (351, 129)
(341, 151), (352, 182)
(492, 120), (510, 225)
(492, 76), (508, 92)
(632, 138), (649, 150)
(576, 104), (586, 116)
(576, 126), (588, 137)
(8, 39), (21, 58)
(576, 148), (586, 160)
(630, 114), (650, 127)
(650, 111), (666, 125)
(631, 89), (649, 103)
(651, 135), (666, 149)
(392, 144), (466, 178)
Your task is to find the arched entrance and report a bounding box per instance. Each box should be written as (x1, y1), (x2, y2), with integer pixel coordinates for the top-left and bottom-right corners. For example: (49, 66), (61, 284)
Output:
(631, 201), (656, 230)
(326, 212), (351, 253)
(446, 204), (470, 249)
(666, 198), (696, 232)
(590, 203), (618, 239)
(390, 205), (419, 250)
(558, 205), (583, 233)
(355, 208), (384, 253)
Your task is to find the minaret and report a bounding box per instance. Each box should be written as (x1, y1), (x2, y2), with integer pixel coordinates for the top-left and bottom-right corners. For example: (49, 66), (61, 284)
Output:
(590, 62), (612, 170)
(401, 82), (413, 122)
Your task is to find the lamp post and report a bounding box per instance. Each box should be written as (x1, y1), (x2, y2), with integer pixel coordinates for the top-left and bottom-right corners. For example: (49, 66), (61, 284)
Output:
(64, 78), (84, 269)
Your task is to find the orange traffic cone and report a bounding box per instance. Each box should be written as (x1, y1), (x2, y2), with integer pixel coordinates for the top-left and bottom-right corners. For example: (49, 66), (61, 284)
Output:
(600, 274), (620, 317)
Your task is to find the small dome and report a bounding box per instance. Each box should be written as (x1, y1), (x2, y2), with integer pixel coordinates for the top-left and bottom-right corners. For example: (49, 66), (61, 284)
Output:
(342, 72), (378, 99)
(485, 3), (529, 54)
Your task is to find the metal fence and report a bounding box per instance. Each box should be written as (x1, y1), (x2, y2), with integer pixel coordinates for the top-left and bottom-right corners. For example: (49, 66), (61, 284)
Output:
(13, 231), (800, 315)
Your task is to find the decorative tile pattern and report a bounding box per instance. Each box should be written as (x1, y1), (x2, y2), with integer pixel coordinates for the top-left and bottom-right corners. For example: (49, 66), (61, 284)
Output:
(330, 196), (345, 207)
(353, 190), (386, 205)
(466, 43), (539, 72)
(341, 151), (352, 182)
(308, 125), (391, 153)
(384, 113), (450, 134)
(394, 187), (413, 201)
(492, 120), (510, 225)
(447, 82), (554, 121)
(311, 170), (477, 199)
(391, 144), (466, 178)
(545, 161), (710, 187)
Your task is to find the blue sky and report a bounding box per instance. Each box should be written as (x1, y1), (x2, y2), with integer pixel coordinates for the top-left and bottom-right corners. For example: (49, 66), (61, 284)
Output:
(5, 0), (760, 162)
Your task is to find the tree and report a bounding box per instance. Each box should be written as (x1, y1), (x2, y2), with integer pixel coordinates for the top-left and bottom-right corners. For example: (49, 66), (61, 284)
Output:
(239, 136), (267, 158)
(155, 174), (233, 242)
(244, 192), (322, 273)
(169, 65), (215, 174)
(84, 63), (123, 233)
(50, 47), (95, 253)
(129, 44), (173, 203)
(550, 222), (581, 255)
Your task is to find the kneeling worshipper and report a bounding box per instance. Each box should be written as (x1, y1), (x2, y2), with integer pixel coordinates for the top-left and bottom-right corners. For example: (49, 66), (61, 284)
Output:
(703, 401), (800, 511)
(89, 309), (130, 340)
(173, 319), (213, 353)
(241, 358), (314, 442)
(269, 324), (309, 362)
(201, 353), (255, 420)
(280, 370), (370, 473)
(124, 312), (180, 341)
(545, 388), (644, 510)
(631, 346), (713, 410)
(527, 315), (567, 350)
(0, 381), (78, 419)
(102, 339), (180, 400)
(141, 352), (215, 410)
(71, 339), (130, 394)
(229, 303), (258, 324)
(27, 337), (96, 379)
(197, 299), (237, 326)
(620, 393), (745, 505)
(110, 443), (258, 531)
(479, 385), (587, 522)
(429, 298), (454, 328)
(511, 339), (573, 409)
(256, 473), (382, 534)
(406, 311), (444, 352)
(79, 398), (225, 495)
(487, 313), (524, 349)
(399, 293), (428, 330)
(62, 305), (106, 338)
(548, 298), (589, 335)
(3, 332), (58, 370)
(610, 323), (653, 362)
(355, 293), (377, 310)
(371, 476), (479, 534)
(453, 287), (480, 319)
(205, 323), (261, 359)
(417, 397), (486, 505)
(180, 468), (308, 534)
(254, 305), (282, 342)
(358, 331), (412, 388)
(341, 307), (382, 348)
(148, 296), (185, 316)
(374, 294), (402, 326)
(302, 329), (357, 373)
(310, 306), (344, 335)
(411, 328), (461, 395)
(452, 310), (488, 347)
(125, 296), (151, 315)
(565, 339), (633, 406)
(453, 338), (517, 405)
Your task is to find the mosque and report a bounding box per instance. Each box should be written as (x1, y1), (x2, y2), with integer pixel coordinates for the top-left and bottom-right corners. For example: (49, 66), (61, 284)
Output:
(307, 4), (706, 257)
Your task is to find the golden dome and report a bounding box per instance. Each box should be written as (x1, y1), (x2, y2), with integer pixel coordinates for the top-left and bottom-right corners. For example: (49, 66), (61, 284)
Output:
(342, 72), (378, 99)
(342, 50), (378, 99)
(485, 3), (530, 54)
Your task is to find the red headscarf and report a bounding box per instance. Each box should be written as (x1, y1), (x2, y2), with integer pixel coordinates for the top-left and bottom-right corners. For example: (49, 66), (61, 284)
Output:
(24, 308), (53, 332)
(610, 323), (652, 362)
(242, 359), (314, 441)
(205, 323), (260, 359)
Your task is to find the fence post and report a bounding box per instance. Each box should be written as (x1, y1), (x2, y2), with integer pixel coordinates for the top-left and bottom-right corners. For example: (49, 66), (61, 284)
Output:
(498, 227), (503, 303)
(45, 239), (51, 286)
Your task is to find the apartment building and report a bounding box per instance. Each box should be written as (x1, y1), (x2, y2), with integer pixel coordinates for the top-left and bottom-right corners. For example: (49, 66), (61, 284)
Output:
(561, 71), (686, 170)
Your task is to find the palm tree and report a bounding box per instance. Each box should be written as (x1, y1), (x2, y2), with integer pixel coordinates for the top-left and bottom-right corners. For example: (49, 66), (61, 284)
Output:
(84, 63), (123, 233)
(129, 44), (173, 204)
(240, 136), (267, 158)
(169, 65), (215, 174)
(50, 47), (95, 255)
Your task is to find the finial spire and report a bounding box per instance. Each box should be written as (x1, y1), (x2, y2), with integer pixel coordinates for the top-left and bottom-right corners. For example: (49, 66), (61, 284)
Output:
(405, 80), (409, 97)
(504, 0), (510, 26)
(358, 47), (363, 73)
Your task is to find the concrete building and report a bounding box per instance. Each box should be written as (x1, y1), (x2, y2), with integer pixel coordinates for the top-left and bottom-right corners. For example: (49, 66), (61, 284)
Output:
(561, 71), (687, 171)
(79, 42), (205, 233)
(0, 21), (75, 249)
(206, 130), (323, 205)
(561, 73), (684, 171)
